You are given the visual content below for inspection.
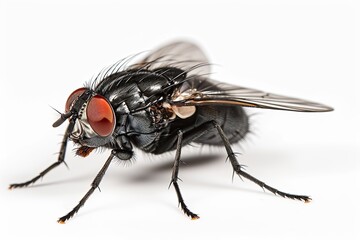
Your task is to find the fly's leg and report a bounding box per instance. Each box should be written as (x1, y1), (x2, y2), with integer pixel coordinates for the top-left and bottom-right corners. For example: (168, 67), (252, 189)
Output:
(167, 121), (239, 219)
(9, 120), (76, 189)
(170, 120), (310, 210)
(58, 150), (117, 223)
(169, 130), (199, 220)
(212, 121), (311, 202)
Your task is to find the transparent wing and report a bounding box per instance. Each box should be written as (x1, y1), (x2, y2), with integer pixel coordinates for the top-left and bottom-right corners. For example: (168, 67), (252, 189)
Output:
(129, 41), (211, 77)
(171, 79), (333, 112)
(130, 41), (332, 112)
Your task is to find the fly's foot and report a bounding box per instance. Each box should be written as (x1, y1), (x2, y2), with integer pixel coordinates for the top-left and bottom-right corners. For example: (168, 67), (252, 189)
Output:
(57, 212), (74, 224)
(9, 182), (30, 190)
(179, 201), (199, 220)
(58, 219), (66, 224)
(191, 214), (200, 220)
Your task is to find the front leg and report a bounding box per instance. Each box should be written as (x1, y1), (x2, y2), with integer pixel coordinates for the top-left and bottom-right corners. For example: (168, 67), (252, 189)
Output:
(9, 120), (76, 189)
(58, 149), (133, 223)
(58, 149), (113, 223)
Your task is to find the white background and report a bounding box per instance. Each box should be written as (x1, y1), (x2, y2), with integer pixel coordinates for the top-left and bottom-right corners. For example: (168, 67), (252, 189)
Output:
(1, 0), (359, 239)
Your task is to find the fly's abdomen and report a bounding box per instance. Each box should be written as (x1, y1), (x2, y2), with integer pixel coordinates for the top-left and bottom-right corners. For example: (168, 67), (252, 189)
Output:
(193, 105), (249, 145)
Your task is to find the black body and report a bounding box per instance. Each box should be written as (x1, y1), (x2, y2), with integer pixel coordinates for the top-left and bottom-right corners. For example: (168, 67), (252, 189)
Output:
(9, 41), (332, 223)
(95, 67), (248, 155)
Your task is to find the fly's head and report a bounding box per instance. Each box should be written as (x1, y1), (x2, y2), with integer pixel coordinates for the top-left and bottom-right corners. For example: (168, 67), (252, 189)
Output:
(53, 88), (116, 147)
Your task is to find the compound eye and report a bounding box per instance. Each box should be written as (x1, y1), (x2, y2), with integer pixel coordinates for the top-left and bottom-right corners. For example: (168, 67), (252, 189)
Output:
(87, 95), (115, 137)
(65, 88), (87, 112)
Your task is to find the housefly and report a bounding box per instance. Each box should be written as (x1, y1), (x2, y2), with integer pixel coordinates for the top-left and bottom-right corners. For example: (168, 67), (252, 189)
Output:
(9, 41), (333, 223)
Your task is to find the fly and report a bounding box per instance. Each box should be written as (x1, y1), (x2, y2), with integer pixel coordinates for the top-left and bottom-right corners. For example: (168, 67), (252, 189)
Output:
(9, 41), (333, 223)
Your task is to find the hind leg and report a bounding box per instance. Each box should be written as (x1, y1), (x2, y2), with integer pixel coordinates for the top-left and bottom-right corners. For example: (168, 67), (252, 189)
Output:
(211, 120), (311, 202)
(169, 120), (310, 220)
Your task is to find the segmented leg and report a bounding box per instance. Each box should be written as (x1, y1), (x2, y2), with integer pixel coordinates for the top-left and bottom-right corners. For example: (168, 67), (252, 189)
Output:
(212, 121), (311, 202)
(58, 151), (115, 223)
(9, 120), (76, 189)
(169, 130), (199, 220)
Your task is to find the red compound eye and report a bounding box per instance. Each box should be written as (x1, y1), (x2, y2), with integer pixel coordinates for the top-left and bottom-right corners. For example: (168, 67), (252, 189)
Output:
(65, 88), (87, 112)
(87, 95), (115, 137)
